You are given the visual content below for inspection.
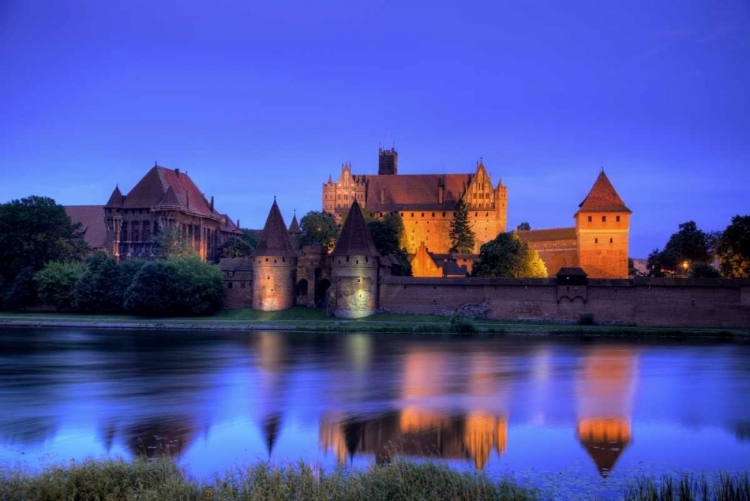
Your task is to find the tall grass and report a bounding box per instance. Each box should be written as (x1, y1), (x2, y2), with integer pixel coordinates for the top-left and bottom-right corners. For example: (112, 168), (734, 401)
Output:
(624, 473), (750, 501)
(0, 459), (538, 501)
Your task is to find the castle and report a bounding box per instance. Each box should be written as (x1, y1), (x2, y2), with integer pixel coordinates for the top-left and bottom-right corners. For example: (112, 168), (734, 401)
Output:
(102, 164), (242, 261)
(322, 149), (631, 279)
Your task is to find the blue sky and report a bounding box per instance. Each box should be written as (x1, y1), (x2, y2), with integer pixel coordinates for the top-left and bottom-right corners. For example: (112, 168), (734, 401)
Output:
(1, 0), (748, 257)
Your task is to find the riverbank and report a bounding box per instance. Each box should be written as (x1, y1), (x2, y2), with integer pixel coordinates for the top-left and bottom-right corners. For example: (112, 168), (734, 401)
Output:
(1, 459), (748, 501)
(0, 308), (748, 339)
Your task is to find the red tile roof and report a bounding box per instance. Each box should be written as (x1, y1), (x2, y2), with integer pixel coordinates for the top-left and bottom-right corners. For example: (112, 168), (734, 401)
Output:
(115, 166), (216, 217)
(577, 171), (631, 213)
(517, 227), (577, 242)
(364, 174), (472, 212)
(253, 200), (297, 257)
(105, 186), (123, 207)
(65, 205), (108, 249)
(332, 200), (381, 257)
(288, 214), (301, 234)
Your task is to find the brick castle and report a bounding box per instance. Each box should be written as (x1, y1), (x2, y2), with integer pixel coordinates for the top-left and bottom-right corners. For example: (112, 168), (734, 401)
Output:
(323, 149), (631, 279)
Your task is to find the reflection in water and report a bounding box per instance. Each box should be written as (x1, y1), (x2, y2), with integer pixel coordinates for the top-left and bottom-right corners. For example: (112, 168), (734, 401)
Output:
(1, 328), (749, 487)
(576, 347), (637, 477)
(320, 411), (507, 469)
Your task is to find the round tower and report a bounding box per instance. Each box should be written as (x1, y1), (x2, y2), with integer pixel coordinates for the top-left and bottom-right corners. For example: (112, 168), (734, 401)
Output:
(330, 200), (381, 318)
(252, 200), (298, 311)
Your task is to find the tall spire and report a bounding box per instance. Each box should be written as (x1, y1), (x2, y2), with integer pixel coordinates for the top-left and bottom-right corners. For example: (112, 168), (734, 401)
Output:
(253, 200), (297, 257)
(332, 200), (380, 257)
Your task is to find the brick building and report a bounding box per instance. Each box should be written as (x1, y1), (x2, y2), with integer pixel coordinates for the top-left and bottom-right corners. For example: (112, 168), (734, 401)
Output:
(103, 164), (241, 261)
(323, 149), (508, 255)
(323, 150), (631, 279)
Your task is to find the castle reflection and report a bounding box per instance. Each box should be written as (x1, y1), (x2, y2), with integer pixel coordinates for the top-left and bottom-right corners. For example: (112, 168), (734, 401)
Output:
(320, 411), (507, 469)
(576, 346), (637, 477)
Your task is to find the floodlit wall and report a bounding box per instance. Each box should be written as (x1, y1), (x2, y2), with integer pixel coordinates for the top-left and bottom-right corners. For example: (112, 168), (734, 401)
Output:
(378, 277), (750, 328)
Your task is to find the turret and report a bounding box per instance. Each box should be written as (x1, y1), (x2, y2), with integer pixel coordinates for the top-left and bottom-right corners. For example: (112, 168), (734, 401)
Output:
(252, 200), (298, 311)
(574, 171), (631, 278)
(330, 200), (381, 318)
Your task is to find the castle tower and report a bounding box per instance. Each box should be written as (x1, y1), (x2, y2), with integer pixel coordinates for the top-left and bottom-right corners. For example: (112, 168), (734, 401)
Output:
(378, 147), (398, 175)
(104, 185), (124, 257)
(252, 200), (298, 311)
(574, 171), (631, 279)
(330, 200), (381, 318)
(495, 177), (508, 234)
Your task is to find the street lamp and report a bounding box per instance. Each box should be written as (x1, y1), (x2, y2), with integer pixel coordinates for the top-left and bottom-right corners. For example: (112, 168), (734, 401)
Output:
(682, 260), (689, 277)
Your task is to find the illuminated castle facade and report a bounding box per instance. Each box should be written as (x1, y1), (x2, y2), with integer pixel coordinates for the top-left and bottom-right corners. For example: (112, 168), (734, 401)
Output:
(322, 150), (631, 279)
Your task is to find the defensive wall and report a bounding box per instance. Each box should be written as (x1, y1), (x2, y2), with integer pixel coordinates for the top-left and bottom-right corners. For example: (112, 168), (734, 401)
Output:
(378, 277), (750, 329)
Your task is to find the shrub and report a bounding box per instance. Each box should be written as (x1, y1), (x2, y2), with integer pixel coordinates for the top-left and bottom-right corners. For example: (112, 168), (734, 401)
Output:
(450, 314), (478, 334)
(3, 267), (37, 311)
(34, 261), (85, 310)
(579, 312), (594, 325)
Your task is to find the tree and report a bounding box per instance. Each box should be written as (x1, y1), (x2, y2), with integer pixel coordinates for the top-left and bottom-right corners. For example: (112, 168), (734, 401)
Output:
(72, 251), (122, 312)
(0, 196), (88, 285)
(716, 215), (750, 278)
(647, 221), (713, 277)
(368, 212), (412, 276)
(34, 261), (85, 310)
(689, 262), (720, 279)
(471, 232), (548, 278)
(153, 225), (197, 258)
(449, 199), (475, 254)
(218, 237), (255, 259)
(299, 211), (339, 251)
(124, 256), (223, 316)
(517, 222), (531, 231)
(2, 267), (37, 311)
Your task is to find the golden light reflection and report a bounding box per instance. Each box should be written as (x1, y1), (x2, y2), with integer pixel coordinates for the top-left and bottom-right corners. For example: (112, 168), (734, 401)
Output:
(576, 347), (638, 477)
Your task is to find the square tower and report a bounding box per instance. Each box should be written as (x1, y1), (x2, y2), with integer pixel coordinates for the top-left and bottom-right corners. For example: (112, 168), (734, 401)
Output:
(378, 148), (398, 175)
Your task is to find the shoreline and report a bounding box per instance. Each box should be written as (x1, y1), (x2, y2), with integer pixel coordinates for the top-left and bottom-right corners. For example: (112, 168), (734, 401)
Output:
(1, 310), (748, 339)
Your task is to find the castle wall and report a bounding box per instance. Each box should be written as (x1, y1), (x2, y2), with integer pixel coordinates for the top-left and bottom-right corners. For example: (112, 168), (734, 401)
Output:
(252, 256), (297, 311)
(378, 277), (750, 328)
(331, 254), (379, 318)
(526, 239), (579, 276)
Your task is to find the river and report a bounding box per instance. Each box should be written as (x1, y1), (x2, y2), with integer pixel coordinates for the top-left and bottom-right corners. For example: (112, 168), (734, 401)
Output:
(1, 328), (749, 498)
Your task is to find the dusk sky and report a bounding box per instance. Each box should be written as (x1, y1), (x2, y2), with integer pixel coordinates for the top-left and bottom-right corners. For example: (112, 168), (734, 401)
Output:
(1, 0), (748, 258)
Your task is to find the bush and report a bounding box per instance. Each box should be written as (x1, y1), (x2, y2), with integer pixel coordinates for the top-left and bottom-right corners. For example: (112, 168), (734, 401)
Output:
(449, 314), (478, 335)
(34, 261), (85, 310)
(124, 256), (223, 316)
(579, 312), (594, 325)
(72, 252), (122, 312)
(3, 267), (37, 311)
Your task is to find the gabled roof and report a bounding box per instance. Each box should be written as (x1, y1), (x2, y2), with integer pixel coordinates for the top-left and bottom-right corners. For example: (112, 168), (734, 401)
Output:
(65, 205), (107, 248)
(253, 200), (297, 257)
(364, 174), (472, 212)
(121, 166), (216, 217)
(577, 171), (631, 213)
(289, 214), (301, 234)
(517, 227), (577, 242)
(332, 200), (381, 257)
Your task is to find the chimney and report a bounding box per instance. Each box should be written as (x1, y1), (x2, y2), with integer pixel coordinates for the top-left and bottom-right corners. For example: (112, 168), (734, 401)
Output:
(210, 196), (214, 211)
(380, 188), (386, 204)
(175, 168), (180, 178)
(438, 184), (444, 204)
(237, 219), (240, 228)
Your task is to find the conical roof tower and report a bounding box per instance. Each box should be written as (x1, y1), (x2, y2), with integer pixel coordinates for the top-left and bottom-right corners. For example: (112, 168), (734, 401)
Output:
(576, 171), (631, 214)
(332, 199), (380, 257)
(252, 199), (298, 311)
(254, 200), (297, 258)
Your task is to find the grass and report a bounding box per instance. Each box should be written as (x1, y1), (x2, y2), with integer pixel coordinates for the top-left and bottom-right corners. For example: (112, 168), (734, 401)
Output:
(624, 473), (750, 501)
(0, 308), (747, 339)
(2, 460), (749, 501)
(0, 459), (539, 501)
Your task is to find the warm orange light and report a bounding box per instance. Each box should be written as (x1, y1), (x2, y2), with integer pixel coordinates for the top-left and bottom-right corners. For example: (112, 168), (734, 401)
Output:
(682, 261), (689, 270)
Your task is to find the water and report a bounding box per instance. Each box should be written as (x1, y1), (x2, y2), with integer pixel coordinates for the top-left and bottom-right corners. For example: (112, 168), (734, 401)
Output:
(1, 328), (749, 498)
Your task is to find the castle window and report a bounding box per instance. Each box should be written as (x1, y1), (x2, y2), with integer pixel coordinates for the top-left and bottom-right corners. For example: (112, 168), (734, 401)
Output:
(616, 215), (621, 222)
(265, 258), (269, 262)
(602, 216), (607, 222)
(610, 238), (613, 243)
(421, 213), (424, 217)
(595, 238), (598, 243)
(587, 216), (592, 222)
(442, 212), (446, 217)
(411, 213), (414, 217)
(432, 212), (435, 217)
(227, 282), (233, 289)
(241, 282), (246, 289)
